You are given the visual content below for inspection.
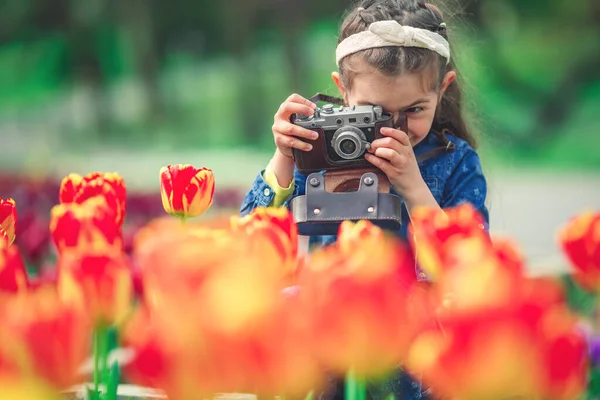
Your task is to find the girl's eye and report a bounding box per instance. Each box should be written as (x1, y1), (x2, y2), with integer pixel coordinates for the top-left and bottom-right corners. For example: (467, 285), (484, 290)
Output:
(406, 106), (424, 114)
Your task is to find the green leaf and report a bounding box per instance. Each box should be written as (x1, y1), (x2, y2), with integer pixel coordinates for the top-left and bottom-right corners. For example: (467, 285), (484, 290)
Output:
(105, 360), (121, 400)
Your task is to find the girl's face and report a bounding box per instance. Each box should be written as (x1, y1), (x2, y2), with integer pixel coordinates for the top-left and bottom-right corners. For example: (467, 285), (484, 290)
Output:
(333, 61), (455, 147)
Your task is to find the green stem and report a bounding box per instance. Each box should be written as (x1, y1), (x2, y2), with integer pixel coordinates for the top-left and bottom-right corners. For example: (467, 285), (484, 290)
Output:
(106, 360), (121, 400)
(92, 323), (115, 400)
(93, 329), (100, 400)
(345, 370), (367, 400)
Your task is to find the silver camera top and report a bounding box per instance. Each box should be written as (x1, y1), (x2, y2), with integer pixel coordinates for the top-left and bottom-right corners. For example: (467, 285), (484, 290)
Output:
(294, 104), (384, 129)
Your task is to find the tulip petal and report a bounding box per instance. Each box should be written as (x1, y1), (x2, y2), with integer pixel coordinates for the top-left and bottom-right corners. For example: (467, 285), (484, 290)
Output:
(0, 198), (17, 245)
(160, 164), (215, 218)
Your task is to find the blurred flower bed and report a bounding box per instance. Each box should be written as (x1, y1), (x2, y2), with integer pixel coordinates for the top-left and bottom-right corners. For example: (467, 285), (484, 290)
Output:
(1, 165), (600, 400)
(0, 172), (244, 277)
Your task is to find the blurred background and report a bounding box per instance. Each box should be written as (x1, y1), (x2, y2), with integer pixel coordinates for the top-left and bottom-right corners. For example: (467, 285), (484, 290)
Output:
(1, 0), (599, 276)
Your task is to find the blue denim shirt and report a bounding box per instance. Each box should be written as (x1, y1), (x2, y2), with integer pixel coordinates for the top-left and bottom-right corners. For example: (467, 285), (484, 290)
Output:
(240, 131), (489, 280)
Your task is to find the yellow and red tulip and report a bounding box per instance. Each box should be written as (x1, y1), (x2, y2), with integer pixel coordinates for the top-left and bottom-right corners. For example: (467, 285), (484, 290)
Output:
(232, 207), (299, 281)
(409, 203), (490, 279)
(134, 222), (241, 300)
(407, 276), (588, 400)
(126, 215), (320, 398)
(58, 253), (133, 327)
(430, 235), (526, 312)
(124, 272), (319, 399)
(559, 211), (600, 292)
(159, 164), (215, 219)
(59, 172), (127, 227)
(49, 197), (123, 255)
(0, 285), (92, 391)
(296, 220), (418, 378)
(0, 198), (17, 245)
(0, 240), (29, 293)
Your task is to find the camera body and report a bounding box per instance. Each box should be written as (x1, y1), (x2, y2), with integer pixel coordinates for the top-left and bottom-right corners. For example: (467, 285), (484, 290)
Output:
(291, 103), (406, 174)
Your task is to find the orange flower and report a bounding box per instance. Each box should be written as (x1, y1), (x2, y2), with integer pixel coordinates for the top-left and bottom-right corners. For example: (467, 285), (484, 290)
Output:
(159, 164), (215, 218)
(0, 285), (92, 391)
(0, 198), (17, 245)
(58, 253), (133, 327)
(407, 276), (588, 400)
(134, 221), (241, 299)
(296, 220), (418, 377)
(49, 197), (122, 255)
(59, 172), (127, 227)
(409, 203), (490, 279)
(127, 217), (319, 398)
(232, 207), (299, 280)
(559, 211), (600, 292)
(124, 284), (320, 399)
(0, 240), (29, 293)
(431, 235), (527, 312)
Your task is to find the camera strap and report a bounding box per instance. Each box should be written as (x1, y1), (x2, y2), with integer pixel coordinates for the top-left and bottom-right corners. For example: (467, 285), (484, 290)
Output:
(308, 93), (345, 105)
(307, 93), (456, 163)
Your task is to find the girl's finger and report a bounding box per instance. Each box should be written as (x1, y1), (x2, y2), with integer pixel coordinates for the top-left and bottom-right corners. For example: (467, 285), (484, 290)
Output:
(380, 127), (410, 146)
(273, 121), (319, 140)
(365, 153), (394, 176)
(373, 147), (401, 165)
(276, 101), (316, 120)
(370, 137), (404, 154)
(286, 93), (317, 110)
(275, 134), (313, 152)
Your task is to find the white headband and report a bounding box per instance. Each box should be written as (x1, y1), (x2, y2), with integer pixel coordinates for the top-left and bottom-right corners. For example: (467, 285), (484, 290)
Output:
(336, 20), (450, 66)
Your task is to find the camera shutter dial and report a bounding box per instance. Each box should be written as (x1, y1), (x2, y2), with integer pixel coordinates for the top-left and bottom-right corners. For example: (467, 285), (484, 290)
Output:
(322, 104), (334, 114)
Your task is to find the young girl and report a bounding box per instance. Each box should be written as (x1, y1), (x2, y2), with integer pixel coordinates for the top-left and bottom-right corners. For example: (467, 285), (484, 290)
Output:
(240, 0), (489, 398)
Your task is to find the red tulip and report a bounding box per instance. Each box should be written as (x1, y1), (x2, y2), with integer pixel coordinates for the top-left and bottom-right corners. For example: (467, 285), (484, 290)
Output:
(58, 253), (133, 327)
(407, 275), (588, 400)
(0, 240), (29, 293)
(59, 172), (127, 227)
(409, 203), (490, 279)
(0, 285), (92, 390)
(134, 221), (243, 300)
(126, 216), (320, 398)
(159, 164), (215, 218)
(559, 211), (600, 292)
(49, 197), (122, 255)
(296, 220), (418, 377)
(125, 275), (320, 399)
(232, 207), (299, 281)
(0, 198), (17, 245)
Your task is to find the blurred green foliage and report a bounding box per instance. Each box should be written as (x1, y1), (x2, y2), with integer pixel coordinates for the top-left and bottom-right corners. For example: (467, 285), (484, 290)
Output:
(0, 0), (599, 169)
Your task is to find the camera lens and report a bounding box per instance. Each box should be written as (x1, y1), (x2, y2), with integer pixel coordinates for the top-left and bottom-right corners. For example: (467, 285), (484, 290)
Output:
(339, 138), (357, 155)
(331, 127), (368, 160)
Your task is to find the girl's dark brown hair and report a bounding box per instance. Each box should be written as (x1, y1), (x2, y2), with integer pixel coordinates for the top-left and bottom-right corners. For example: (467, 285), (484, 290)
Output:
(338, 0), (477, 148)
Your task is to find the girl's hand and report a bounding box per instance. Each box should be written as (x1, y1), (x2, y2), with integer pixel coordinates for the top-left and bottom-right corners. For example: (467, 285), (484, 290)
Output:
(272, 94), (319, 158)
(364, 127), (426, 198)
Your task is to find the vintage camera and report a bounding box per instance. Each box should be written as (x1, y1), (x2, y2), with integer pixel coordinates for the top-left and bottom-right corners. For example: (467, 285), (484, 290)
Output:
(291, 103), (406, 174)
(288, 96), (405, 236)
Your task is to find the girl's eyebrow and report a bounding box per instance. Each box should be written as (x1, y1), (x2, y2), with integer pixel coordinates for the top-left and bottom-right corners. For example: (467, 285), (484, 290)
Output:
(400, 98), (429, 109)
(355, 98), (430, 109)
